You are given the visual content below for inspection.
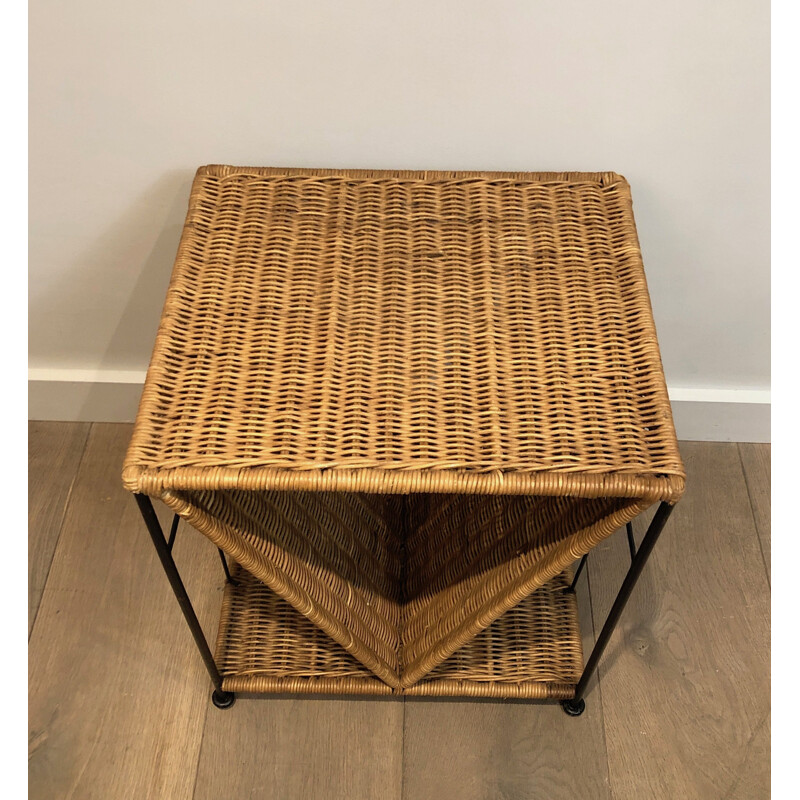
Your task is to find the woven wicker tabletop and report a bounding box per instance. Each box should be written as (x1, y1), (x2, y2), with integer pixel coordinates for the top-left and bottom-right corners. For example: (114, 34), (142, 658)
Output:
(123, 165), (683, 502)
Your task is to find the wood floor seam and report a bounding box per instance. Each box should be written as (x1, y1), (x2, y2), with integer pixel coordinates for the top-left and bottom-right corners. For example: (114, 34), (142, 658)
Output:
(190, 702), (212, 800)
(737, 443), (771, 589)
(28, 421), (92, 640)
(400, 699), (407, 800)
(720, 710), (770, 800)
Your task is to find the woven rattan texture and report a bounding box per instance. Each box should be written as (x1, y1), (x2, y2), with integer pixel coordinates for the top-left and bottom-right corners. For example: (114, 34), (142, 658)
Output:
(123, 166), (684, 500)
(160, 488), (643, 686)
(162, 488), (404, 686)
(215, 565), (392, 696)
(216, 565), (581, 699)
(399, 493), (644, 686)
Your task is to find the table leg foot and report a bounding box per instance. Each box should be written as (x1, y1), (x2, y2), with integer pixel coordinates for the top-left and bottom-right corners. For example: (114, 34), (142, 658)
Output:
(561, 697), (586, 717)
(211, 689), (236, 709)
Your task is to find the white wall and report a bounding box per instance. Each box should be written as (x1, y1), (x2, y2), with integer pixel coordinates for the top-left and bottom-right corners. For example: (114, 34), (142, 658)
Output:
(29, 1), (770, 437)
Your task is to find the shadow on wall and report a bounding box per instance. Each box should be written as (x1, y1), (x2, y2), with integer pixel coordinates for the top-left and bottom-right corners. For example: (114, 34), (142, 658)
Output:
(30, 170), (195, 421)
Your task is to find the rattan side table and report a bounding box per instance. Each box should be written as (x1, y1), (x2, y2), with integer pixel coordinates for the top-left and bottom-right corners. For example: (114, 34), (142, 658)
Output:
(123, 166), (685, 715)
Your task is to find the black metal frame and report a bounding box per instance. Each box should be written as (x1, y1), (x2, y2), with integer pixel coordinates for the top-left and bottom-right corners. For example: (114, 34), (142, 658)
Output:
(134, 493), (674, 714)
(560, 502), (674, 716)
(134, 494), (236, 709)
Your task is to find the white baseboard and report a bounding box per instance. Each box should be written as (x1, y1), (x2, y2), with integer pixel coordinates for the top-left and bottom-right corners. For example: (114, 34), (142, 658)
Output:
(28, 369), (771, 442)
(666, 387), (770, 443)
(28, 369), (147, 424)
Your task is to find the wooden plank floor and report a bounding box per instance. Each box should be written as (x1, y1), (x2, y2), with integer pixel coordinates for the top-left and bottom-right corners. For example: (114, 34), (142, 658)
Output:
(28, 423), (770, 799)
(28, 421), (90, 635)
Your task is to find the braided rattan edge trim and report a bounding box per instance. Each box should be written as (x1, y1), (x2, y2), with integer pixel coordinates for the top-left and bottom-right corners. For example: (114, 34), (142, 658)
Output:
(124, 465), (684, 502)
(218, 675), (575, 699)
(402, 680), (576, 699)
(220, 676), (395, 695)
(197, 164), (626, 185)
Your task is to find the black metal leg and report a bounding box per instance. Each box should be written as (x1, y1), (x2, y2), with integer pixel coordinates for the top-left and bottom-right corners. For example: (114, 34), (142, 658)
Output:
(625, 521), (637, 561)
(167, 514), (180, 551)
(134, 494), (235, 710)
(217, 548), (238, 585)
(565, 554), (588, 593)
(562, 501), (675, 717)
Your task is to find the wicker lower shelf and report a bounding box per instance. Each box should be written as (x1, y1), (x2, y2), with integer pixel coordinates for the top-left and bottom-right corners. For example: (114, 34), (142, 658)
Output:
(215, 565), (583, 699)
